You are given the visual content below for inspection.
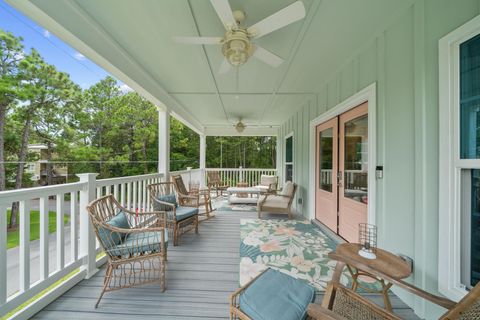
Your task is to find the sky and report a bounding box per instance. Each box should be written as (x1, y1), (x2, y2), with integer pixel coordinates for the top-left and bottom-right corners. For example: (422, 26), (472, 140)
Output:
(0, 0), (131, 90)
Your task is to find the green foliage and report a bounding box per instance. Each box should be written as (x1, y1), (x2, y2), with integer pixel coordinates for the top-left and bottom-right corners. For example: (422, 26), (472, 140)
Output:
(206, 136), (276, 169)
(170, 117), (199, 171)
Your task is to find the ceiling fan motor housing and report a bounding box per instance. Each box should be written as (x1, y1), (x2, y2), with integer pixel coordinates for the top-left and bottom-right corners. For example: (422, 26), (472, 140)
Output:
(222, 29), (253, 66)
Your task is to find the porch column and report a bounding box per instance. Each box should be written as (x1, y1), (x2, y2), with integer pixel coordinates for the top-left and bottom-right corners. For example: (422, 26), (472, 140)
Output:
(158, 109), (170, 181)
(199, 134), (206, 187)
(276, 132), (283, 187)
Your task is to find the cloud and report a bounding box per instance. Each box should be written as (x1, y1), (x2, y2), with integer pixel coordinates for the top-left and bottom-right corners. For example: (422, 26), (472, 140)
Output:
(73, 52), (86, 61)
(119, 83), (133, 93)
(43, 29), (51, 38)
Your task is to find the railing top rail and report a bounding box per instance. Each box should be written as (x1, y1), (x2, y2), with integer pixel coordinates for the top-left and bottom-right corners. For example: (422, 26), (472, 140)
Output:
(0, 182), (87, 205)
(95, 172), (164, 187)
(170, 168), (202, 175)
(205, 168), (277, 172)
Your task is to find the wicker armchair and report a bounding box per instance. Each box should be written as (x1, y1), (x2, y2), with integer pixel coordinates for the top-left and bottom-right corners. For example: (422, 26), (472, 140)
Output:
(207, 170), (229, 197)
(148, 182), (199, 246)
(307, 252), (475, 320)
(172, 174), (214, 219)
(253, 175), (279, 194)
(257, 182), (297, 219)
(87, 195), (168, 308)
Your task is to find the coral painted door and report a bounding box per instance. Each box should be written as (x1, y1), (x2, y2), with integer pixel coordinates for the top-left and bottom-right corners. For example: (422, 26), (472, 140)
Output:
(315, 118), (338, 232)
(338, 103), (368, 242)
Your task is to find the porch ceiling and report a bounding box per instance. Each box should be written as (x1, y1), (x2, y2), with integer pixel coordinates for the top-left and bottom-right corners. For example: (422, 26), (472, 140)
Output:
(8, 0), (414, 134)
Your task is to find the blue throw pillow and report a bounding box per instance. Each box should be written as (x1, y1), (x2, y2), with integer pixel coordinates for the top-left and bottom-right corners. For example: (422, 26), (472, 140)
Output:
(97, 211), (130, 247)
(153, 194), (177, 211)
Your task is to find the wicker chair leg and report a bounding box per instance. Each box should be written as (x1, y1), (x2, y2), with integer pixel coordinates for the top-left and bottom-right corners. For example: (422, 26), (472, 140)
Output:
(174, 224), (179, 246)
(95, 263), (113, 308)
(160, 257), (166, 292)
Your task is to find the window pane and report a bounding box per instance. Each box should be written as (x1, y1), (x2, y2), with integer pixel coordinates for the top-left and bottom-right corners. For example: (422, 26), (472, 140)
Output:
(319, 128), (333, 192)
(285, 164), (293, 182)
(461, 169), (480, 289)
(285, 136), (293, 163)
(460, 34), (480, 159)
(344, 115), (368, 204)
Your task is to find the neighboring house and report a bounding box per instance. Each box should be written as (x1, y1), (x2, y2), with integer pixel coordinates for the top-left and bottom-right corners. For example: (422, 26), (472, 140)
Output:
(26, 144), (68, 186)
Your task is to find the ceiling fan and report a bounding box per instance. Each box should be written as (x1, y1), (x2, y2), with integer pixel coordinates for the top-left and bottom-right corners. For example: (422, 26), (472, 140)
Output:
(173, 0), (306, 74)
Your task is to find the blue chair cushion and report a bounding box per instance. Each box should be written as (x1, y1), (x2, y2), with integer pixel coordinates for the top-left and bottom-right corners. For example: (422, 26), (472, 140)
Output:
(239, 268), (316, 320)
(172, 206), (198, 222)
(108, 230), (168, 257)
(153, 194), (177, 211)
(97, 211), (130, 246)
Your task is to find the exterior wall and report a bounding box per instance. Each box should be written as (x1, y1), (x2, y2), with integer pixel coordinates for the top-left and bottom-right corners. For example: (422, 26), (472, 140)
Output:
(277, 1), (480, 318)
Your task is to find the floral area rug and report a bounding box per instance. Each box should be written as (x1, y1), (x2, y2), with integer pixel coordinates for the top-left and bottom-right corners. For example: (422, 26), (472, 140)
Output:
(214, 199), (257, 212)
(239, 219), (382, 292)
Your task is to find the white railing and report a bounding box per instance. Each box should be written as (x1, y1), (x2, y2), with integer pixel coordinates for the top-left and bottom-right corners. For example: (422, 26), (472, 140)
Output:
(0, 172), (164, 319)
(205, 168), (277, 187)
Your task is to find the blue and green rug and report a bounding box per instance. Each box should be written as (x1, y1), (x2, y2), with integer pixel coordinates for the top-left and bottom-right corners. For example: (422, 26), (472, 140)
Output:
(240, 218), (382, 292)
(214, 199), (257, 212)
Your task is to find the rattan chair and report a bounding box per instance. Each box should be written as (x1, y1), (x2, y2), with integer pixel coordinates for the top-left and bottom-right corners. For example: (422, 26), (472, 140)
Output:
(148, 181), (199, 246)
(172, 174), (214, 219)
(87, 195), (168, 308)
(207, 170), (229, 197)
(307, 253), (480, 320)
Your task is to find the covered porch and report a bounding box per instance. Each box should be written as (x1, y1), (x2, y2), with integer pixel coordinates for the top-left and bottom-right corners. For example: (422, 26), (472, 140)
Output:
(1, 0), (480, 319)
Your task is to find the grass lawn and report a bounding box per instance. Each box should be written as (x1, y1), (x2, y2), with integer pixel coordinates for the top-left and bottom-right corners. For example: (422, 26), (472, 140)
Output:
(7, 210), (70, 249)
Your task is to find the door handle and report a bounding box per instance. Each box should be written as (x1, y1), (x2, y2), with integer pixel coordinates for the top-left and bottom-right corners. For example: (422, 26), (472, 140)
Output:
(337, 171), (343, 187)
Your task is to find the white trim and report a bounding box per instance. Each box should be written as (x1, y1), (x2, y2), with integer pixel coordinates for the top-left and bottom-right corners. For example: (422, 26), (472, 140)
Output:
(308, 83), (377, 224)
(284, 132), (295, 183)
(438, 14), (480, 302)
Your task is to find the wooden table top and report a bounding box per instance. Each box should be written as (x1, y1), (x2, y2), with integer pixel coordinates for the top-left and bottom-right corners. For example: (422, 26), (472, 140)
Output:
(333, 243), (411, 280)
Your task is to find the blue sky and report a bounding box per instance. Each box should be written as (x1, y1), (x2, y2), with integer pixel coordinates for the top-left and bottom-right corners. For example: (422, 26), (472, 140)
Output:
(0, 0), (128, 90)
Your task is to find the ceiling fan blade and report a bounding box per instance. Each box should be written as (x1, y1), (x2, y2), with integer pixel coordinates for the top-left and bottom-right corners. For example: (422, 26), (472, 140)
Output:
(173, 36), (222, 45)
(253, 46), (284, 67)
(210, 0), (237, 30)
(219, 58), (232, 74)
(247, 1), (306, 39)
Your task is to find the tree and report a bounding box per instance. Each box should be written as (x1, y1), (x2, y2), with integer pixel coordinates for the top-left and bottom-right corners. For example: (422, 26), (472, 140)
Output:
(0, 29), (24, 191)
(9, 49), (78, 229)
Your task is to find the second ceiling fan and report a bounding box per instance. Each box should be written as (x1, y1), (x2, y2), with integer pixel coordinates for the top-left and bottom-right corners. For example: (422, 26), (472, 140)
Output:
(173, 0), (306, 74)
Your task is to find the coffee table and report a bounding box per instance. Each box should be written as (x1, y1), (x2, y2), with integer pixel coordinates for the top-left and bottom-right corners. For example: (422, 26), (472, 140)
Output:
(227, 186), (261, 204)
(329, 243), (412, 312)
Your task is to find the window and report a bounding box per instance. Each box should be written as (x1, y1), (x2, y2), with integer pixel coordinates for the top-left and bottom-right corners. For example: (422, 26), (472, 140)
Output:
(439, 16), (480, 300)
(285, 134), (293, 182)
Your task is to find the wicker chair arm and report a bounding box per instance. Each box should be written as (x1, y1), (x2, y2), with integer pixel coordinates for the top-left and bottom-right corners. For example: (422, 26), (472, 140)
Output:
(178, 193), (199, 207)
(150, 197), (176, 210)
(307, 304), (347, 320)
(97, 222), (166, 234)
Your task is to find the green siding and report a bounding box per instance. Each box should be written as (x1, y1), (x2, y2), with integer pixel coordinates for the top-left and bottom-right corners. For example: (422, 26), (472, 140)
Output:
(278, 1), (480, 318)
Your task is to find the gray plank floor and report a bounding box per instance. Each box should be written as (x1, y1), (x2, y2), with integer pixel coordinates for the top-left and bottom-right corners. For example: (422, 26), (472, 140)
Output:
(32, 210), (420, 320)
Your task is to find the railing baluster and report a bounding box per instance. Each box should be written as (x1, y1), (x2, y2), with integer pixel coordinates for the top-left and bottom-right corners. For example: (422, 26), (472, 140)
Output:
(19, 200), (30, 292)
(133, 181), (138, 212)
(56, 194), (65, 270)
(146, 179), (151, 210)
(121, 183), (126, 207)
(127, 182), (132, 210)
(0, 204), (7, 304)
(96, 186), (101, 199)
(70, 191), (78, 262)
(142, 180), (147, 211)
(39, 196), (49, 280)
(113, 184), (119, 201)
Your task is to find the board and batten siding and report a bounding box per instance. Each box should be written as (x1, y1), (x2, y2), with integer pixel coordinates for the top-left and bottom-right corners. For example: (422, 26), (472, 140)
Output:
(277, 1), (480, 319)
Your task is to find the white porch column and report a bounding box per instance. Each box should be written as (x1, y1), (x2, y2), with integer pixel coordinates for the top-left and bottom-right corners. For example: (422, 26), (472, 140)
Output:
(78, 173), (98, 278)
(276, 132), (283, 187)
(158, 109), (170, 181)
(199, 134), (206, 187)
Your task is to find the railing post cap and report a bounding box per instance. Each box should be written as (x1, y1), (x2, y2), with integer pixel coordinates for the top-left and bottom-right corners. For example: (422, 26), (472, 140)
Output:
(76, 173), (99, 180)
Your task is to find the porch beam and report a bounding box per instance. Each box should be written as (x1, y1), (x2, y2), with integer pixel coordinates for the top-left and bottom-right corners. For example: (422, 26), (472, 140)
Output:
(158, 109), (170, 180)
(199, 134), (206, 187)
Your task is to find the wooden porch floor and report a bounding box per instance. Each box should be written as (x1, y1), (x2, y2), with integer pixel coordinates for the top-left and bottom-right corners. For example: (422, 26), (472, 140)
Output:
(32, 210), (420, 319)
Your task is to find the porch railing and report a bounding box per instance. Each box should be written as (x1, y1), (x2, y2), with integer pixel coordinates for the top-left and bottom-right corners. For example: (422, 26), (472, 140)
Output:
(0, 172), (164, 319)
(205, 168), (277, 187)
